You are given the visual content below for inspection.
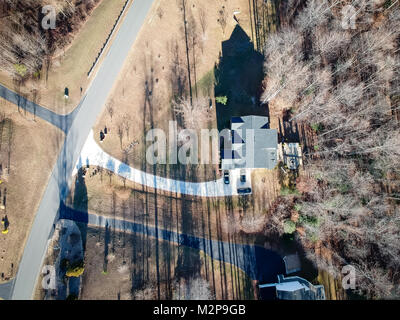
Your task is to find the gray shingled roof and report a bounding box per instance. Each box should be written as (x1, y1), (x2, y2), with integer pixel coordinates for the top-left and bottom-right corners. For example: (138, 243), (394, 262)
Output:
(221, 116), (278, 170)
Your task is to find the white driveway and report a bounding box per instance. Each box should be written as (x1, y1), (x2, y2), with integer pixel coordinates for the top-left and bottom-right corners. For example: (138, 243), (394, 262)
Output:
(73, 131), (253, 197)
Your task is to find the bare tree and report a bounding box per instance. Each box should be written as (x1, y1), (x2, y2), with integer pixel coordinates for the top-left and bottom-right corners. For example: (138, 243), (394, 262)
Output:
(107, 100), (115, 121)
(261, 0), (400, 299)
(314, 29), (350, 62)
(0, 0), (93, 80)
(261, 28), (310, 107)
(122, 113), (131, 141)
(240, 214), (267, 234)
(295, 0), (331, 31)
(117, 121), (124, 149)
(173, 97), (212, 130)
(157, 6), (163, 19)
(198, 7), (207, 39)
(173, 277), (214, 300)
(217, 6), (228, 36)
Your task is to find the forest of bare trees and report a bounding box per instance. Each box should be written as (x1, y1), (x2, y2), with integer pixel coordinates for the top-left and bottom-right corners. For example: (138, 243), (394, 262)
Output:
(262, 0), (400, 299)
(0, 0), (100, 79)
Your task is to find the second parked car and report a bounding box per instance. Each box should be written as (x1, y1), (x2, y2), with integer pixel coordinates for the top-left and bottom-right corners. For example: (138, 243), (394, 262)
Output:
(224, 171), (230, 184)
(240, 169), (246, 183)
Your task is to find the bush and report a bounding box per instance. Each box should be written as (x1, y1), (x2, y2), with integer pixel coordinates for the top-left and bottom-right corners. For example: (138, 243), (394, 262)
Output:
(283, 220), (296, 234)
(13, 64), (27, 77)
(66, 267), (84, 278)
(298, 215), (319, 228)
(311, 123), (323, 133)
(280, 186), (300, 196)
(66, 294), (78, 300)
(216, 96), (228, 105)
(294, 204), (302, 212)
(66, 260), (85, 277)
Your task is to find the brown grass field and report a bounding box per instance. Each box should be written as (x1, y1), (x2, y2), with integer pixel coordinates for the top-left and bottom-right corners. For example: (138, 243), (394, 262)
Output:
(0, 97), (63, 284)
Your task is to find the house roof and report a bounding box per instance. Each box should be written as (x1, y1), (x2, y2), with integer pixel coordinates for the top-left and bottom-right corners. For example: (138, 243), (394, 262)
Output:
(259, 274), (326, 300)
(276, 275), (326, 300)
(276, 281), (308, 292)
(222, 116), (278, 170)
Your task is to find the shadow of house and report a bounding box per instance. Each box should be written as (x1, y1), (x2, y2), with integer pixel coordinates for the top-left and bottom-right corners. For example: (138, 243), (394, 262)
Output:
(214, 24), (267, 132)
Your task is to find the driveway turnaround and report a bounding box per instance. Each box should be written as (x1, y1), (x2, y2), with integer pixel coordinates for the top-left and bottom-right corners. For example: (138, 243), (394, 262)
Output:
(11, 0), (156, 300)
(59, 204), (285, 284)
(73, 131), (252, 197)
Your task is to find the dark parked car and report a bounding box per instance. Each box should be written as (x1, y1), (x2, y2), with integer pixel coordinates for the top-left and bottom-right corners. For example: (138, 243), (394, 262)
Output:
(240, 169), (246, 183)
(237, 188), (252, 195)
(224, 171), (230, 185)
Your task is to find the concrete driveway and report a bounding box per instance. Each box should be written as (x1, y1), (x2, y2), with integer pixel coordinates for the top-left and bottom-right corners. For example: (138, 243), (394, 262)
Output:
(73, 131), (252, 197)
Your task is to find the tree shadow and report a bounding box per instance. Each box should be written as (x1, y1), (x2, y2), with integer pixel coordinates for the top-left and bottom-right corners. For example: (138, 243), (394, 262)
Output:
(214, 24), (267, 131)
(278, 110), (301, 143)
(69, 166), (89, 250)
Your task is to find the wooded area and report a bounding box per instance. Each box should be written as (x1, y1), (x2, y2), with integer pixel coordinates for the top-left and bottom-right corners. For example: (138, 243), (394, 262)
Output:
(0, 0), (100, 79)
(262, 0), (400, 299)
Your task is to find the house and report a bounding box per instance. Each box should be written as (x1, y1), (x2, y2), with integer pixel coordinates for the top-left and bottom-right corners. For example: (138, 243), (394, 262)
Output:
(259, 274), (326, 300)
(221, 116), (278, 170)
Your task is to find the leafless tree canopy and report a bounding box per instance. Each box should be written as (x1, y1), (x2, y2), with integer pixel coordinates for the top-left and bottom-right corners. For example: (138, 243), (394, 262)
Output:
(217, 5), (228, 36)
(262, 0), (400, 299)
(173, 97), (212, 130)
(198, 6), (207, 38)
(106, 99), (114, 121)
(0, 0), (99, 79)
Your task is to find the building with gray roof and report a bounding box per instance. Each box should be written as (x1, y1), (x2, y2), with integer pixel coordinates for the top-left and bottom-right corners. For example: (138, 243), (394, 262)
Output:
(259, 275), (326, 300)
(221, 116), (278, 170)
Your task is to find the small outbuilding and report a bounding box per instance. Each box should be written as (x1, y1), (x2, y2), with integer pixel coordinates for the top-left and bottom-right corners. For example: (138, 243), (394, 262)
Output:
(283, 253), (301, 275)
(259, 275), (326, 300)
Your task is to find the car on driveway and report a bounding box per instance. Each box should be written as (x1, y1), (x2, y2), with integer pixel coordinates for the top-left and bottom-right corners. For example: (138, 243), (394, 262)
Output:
(224, 171), (230, 184)
(237, 188), (252, 195)
(240, 169), (246, 183)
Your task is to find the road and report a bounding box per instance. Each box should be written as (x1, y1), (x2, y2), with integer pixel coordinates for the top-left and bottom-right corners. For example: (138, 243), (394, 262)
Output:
(59, 204), (285, 283)
(10, 0), (155, 300)
(0, 84), (81, 133)
(0, 279), (14, 300)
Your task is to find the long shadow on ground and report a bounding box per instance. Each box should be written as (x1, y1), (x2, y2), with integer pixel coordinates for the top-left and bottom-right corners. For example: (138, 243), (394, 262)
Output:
(59, 203), (285, 285)
(214, 24), (267, 131)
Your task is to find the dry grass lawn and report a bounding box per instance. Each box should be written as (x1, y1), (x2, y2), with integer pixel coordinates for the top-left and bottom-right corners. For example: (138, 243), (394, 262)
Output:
(93, 0), (258, 178)
(0, 97), (63, 284)
(251, 168), (280, 213)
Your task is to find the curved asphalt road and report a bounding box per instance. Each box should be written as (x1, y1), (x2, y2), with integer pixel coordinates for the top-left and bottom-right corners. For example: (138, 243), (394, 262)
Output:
(59, 204), (285, 283)
(10, 0), (155, 300)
